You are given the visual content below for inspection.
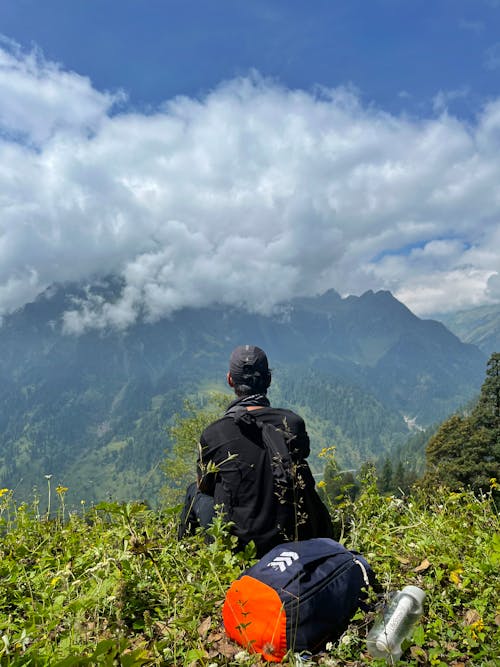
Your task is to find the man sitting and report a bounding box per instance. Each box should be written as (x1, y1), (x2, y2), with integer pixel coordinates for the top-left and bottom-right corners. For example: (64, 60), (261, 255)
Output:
(179, 345), (334, 556)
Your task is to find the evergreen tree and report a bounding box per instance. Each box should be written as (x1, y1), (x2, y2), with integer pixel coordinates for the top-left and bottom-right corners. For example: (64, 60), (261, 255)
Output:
(422, 352), (500, 495)
(392, 460), (406, 493)
(378, 457), (393, 493)
(472, 352), (500, 430)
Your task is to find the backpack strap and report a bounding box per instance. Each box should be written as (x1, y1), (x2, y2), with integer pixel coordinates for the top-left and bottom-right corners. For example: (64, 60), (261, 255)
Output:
(230, 406), (294, 487)
(229, 406), (297, 540)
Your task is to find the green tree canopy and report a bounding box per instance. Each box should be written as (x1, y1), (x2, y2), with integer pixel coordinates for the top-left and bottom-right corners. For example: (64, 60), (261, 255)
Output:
(423, 352), (500, 495)
(161, 392), (230, 506)
(472, 352), (500, 430)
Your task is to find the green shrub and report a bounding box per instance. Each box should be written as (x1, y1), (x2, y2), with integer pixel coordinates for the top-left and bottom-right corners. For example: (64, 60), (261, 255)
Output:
(0, 478), (498, 666)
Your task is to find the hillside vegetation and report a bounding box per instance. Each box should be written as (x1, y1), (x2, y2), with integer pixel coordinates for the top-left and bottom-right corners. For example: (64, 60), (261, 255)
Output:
(0, 294), (498, 665)
(0, 282), (485, 506)
(0, 475), (498, 666)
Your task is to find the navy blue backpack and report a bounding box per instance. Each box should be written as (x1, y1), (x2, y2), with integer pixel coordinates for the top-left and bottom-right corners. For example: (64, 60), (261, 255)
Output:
(223, 537), (376, 662)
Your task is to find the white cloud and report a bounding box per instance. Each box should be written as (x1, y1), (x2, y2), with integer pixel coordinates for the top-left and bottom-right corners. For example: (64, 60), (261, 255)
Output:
(0, 37), (121, 144)
(486, 272), (500, 298)
(394, 268), (496, 316)
(432, 87), (469, 114)
(1, 41), (500, 331)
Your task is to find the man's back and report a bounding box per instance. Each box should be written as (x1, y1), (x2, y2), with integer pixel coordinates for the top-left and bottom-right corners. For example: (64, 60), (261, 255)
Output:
(179, 345), (334, 555)
(198, 405), (325, 555)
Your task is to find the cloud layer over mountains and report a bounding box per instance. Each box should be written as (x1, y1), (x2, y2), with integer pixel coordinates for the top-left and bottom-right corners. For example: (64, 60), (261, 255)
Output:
(1, 40), (499, 332)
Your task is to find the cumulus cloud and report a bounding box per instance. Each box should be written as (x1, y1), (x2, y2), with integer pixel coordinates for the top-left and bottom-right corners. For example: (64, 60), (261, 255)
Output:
(1, 41), (500, 332)
(0, 37), (121, 144)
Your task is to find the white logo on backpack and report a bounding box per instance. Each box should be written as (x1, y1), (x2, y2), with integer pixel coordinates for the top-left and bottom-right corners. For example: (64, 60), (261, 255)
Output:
(267, 550), (299, 572)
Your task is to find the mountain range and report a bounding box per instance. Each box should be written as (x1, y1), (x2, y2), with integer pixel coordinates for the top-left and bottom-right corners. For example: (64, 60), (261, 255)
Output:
(0, 279), (487, 506)
(435, 303), (500, 357)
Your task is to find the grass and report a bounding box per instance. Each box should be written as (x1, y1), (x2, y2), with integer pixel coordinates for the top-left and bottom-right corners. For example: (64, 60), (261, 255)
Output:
(0, 476), (498, 666)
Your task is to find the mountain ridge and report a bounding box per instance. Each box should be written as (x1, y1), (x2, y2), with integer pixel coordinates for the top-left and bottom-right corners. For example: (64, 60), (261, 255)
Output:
(0, 279), (486, 505)
(435, 303), (500, 356)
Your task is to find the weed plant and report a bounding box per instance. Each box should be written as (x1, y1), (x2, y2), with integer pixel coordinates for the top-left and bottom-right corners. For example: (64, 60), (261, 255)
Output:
(0, 477), (498, 666)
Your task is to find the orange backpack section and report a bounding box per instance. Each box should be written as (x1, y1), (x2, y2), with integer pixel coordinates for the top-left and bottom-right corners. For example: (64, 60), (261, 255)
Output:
(222, 574), (288, 662)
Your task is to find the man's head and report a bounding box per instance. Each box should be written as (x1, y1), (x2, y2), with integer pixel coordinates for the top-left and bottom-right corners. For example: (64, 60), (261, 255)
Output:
(227, 345), (271, 396)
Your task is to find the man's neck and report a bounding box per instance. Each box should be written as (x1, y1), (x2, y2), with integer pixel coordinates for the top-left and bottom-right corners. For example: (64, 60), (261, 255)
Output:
(225, 393), (270, 414)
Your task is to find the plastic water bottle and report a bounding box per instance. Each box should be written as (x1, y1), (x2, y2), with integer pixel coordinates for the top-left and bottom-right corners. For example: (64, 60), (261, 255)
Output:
(366, 585), (426, 661)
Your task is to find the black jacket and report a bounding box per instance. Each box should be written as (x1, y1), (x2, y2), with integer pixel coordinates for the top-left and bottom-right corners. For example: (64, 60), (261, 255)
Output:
(198, 396), (333, 555)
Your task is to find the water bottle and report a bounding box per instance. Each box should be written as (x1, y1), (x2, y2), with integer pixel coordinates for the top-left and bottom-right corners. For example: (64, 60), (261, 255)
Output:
(366, 585), (426, 661)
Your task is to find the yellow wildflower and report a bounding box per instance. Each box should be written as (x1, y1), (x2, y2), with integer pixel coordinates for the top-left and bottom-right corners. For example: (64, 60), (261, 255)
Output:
(470, 618), (485, 639)
(317, 480), (326, 489)
(449, 568), (463, 586)
(490, 477), (499, 490)
(56, 486), (68, 495)
(318, 446), (336, 458)
(0, 488), (9, 498)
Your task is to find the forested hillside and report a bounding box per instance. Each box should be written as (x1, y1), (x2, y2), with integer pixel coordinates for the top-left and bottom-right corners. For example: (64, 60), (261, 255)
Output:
(421, 352), (500, 494)
(0, 279), (486, 506)
(0, 353), (499, 665)
(272, 368), (408, 469)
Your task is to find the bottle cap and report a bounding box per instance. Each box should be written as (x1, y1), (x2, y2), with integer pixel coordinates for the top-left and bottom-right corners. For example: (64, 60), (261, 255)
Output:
(401, 585), (426, 606)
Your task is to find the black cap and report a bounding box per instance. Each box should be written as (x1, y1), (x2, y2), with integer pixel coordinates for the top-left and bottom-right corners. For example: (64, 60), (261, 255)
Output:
(229, 345), (270, 390)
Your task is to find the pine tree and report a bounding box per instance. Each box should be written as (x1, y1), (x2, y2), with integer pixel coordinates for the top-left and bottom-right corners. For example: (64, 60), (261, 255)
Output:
(472, 352), (500, 430)
(422, 352), (500, 495)
(378, 457), (393, 493)
(392, 460), (406, 493)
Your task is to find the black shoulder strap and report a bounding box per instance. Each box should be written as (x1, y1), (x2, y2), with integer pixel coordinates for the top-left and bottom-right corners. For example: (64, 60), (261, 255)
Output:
(229, 406), (294, 488)
(259, 421), (294, 486)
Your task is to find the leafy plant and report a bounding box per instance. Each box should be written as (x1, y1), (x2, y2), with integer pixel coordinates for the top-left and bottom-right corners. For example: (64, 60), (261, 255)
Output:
(0, 473), (497, 665)
(161, 392), (230, 507)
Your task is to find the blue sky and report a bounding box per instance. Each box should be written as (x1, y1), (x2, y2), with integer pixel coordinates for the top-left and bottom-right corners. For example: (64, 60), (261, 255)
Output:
(1, 0), (500, 329)
(3, 0), (500, 115)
